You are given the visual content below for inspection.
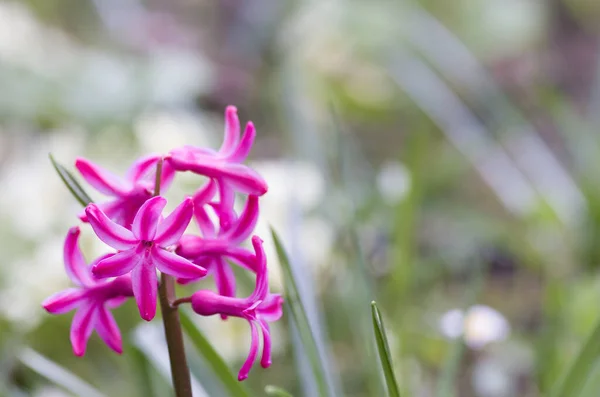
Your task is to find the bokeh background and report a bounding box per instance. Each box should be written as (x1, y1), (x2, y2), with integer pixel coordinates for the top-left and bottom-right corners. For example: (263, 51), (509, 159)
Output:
(2, 0), (600, 396)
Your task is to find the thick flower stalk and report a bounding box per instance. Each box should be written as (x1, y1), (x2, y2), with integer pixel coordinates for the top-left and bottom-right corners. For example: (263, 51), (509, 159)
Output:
(43, 106), (281, 394)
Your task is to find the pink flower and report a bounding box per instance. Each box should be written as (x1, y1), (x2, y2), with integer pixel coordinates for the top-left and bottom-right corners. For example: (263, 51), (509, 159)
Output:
(177, 181), (260, 305)
(76, 154), (174, 228)
(42, 227), (133, 356)
(189, 236), (283, 380)
(85, 196), (207, 321)
(166, 106), (268, 197)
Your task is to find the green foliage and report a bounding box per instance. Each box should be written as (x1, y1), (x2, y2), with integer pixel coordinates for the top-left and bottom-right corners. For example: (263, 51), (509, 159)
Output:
(371, 301), (401, 397)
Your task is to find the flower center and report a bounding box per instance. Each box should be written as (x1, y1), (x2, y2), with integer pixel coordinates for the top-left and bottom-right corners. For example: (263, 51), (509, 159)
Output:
(142, 240), (154, 248)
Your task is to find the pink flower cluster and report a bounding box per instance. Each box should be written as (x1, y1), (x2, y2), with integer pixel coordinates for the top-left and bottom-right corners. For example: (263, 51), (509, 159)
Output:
(42, 106), (283, 381)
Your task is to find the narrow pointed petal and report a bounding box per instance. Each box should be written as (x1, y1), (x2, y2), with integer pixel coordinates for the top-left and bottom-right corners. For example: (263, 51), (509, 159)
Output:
(238, 321), (260, 381)
(166, 158), (268, 196)
(224, 247), (257, 272)
(219, 163), (268, 196)
(215, 258), (236, 320)
(159, 160), (176, 191)
(214, 258), (236, 298)
(152, 247), (207, 279)
(176, 257), (214, 285)
(42, 289), (84, 314)
(175, 235), (205, 259)
(193, 206), (216, 238)
(70, 304), (97, 357)
(75, 158), (129, 196)
(248, 236), (268, 301)
(132, 196), (166, 241)
(154, 197), (193, 246)
(193, 180), (218, 206)
(228, 122), (255, 163)
(85, 204), (137, 250)
(216, 180), (236, 230)
(258, 320), (272, 368)
(63, 227), (94, 286)
(95, 306), (123, 354)
(125, 154), (160, 183)
(92, 248), (140, 278)
(218, 106), (241, 156)
(258, 294), (284, 322)
(131, 261), (158, 321)
(226, 195), (259, 244)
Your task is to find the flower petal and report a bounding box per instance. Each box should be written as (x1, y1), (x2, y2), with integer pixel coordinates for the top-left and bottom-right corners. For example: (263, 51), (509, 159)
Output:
(218, 106), (240, 156)
(176, 257), (214, 285)
(227, 122), (255, 163)
(248, 236), (268, 301)
(75, 158), (129, 196)
(193, 206), (216, 238)
(214, 258), (236, 320)
(258, 320), (272, 368)
(95, 306), (123, 354)
(92, 248), (140, 278)
(166, 156), (267, 196)
(238, 321), (260, 381)
(85, 204), (137, 250)
(131, 260), (158, 321)
(216, 180), (236, 230)
(63, 227), (94, 286)
(125, 154), (160, 183)
(226, 195), (259, 244)
(132, 196), (166, 241)
(42, 288), (84, 314)
(258, 294), (284, 322)
(152, 247), (207, 279)
(224, 247), (257, 272)
(154, 197), (193, 247)
(214, 258), (236, 298)
(70, 303), (97, 356)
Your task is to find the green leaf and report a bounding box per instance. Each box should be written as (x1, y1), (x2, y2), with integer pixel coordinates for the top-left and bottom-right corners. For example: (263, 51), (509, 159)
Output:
(179, 310), (251, 397)
(371, 301), (401, 397)
(265, 385), (294, 397)
(125, 345), (158, 397)
(49, 153), (93, 207)
(18, 348), (107, 397)
(550, 317), (600, 397)
(270, 227), (330, 397)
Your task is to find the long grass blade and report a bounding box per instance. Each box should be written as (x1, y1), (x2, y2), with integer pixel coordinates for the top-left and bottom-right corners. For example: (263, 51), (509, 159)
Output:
(179, 310), (251, 397)
(49, 153), (93, 206)
(18, 348), (106, 397)
(550, 317), (600, 397)
(371, 301), (401, 397)
(265, 385), (294, 397)
(270, 227), (330, 397)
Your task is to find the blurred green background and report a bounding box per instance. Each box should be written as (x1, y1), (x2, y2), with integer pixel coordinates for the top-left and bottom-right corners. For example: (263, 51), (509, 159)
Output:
(2, 0), (600, 396)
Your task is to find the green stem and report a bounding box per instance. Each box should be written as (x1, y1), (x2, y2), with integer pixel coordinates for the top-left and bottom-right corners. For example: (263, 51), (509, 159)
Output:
(154, 159), (193, 397)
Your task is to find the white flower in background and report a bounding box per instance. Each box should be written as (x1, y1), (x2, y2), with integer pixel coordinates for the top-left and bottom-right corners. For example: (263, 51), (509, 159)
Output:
(376, 161), (411, 205)
(471, 357), (514, 397)
(439, 305), (510, 349)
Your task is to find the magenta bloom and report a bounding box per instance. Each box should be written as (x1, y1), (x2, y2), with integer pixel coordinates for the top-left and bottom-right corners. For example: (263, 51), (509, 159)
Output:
(189, 236), (283, 380)
(85, 196), (207, 321)
(42, 227), (133, 356)
(177, 181), (260, 303)
(166, 106), (268, 197)
(76, 154), (174, 227)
